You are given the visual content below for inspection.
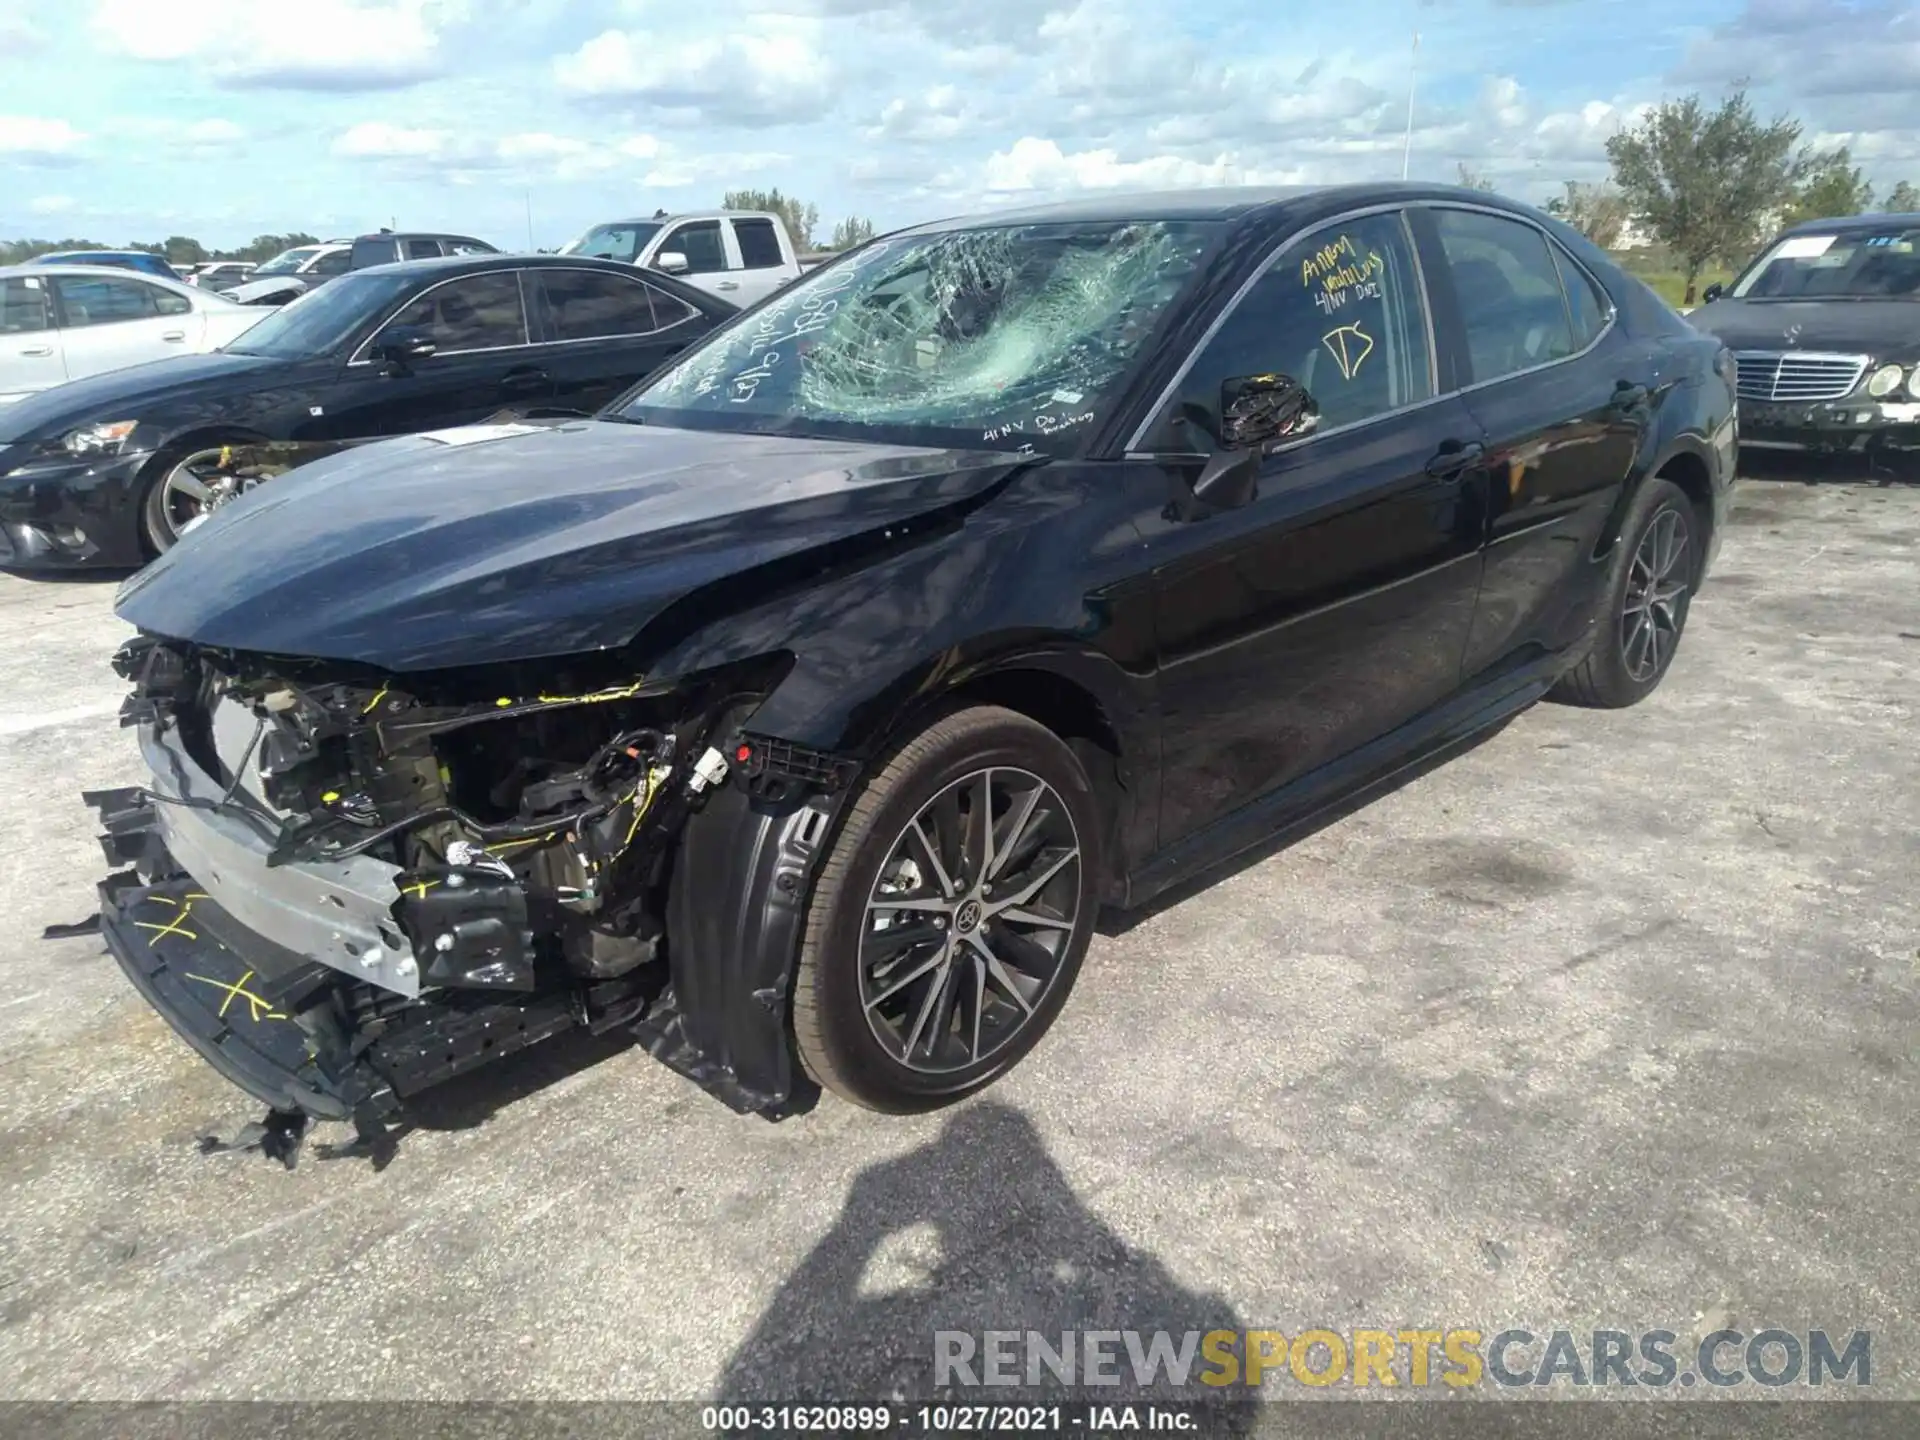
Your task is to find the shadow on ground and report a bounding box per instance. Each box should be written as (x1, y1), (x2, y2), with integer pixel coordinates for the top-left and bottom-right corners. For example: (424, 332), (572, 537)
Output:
(714, 1099), (1258, 1427)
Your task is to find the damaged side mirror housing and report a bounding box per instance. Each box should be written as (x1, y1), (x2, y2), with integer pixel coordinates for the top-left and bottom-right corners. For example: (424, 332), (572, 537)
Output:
(652, 251), (690, 275)
(1188, 373), (1320, 513)
(371, 327), (437, 373)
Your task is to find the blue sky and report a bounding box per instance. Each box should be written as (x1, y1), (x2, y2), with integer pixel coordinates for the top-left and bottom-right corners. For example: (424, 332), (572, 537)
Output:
(0, 0), (1914, 251)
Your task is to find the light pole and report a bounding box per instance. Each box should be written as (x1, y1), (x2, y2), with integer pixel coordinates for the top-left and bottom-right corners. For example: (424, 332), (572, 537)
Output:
(1402, 31), (1420, 181)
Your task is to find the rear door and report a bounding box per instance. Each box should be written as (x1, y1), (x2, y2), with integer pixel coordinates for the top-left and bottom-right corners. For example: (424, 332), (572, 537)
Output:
(526, 267), (706, 414)
(47, 273), (199, 381)
(727, 217), (792, 304)
(1130, 207), (1491, 848)
(319, 268), (551, 437)
(0, 275), (64, 396)
(1414, 205), (1651, 680)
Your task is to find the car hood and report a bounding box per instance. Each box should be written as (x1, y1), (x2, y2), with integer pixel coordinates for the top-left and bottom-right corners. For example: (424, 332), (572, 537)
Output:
(114, 420), (1034, 672)
(1689, 297), (1920, 358)
(224, 275), (311, 304)
(0, 351), (289, 444)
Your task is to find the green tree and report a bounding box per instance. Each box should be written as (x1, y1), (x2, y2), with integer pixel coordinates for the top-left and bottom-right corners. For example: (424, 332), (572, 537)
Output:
(1456, 163), (1496, 192)
(0, 236), (109, 264)
(721, 188), (819, 250)
(828, 215), (876, 250)
(1544, 180), (1631, 250)
(1884, 180), (1920, 213)
(1606, 87), (1823, 305)
(1783, 147), (1874, 226)
(228, 232), (319, 263)
(163, 235), (210, 265)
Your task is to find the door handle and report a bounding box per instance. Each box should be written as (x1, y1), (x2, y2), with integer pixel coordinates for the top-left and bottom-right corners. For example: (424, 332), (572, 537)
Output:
(19, 345), (53, 357)
(716, 280), (741, 291)
(1425, 440), (1485, 480)
(499, 367), (549, 392)
(160, 330), (187, 342)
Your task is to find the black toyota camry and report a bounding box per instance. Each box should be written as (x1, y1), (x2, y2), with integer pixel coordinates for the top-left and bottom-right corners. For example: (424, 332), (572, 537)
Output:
(0, 253), (734, 568)
(79, 184), (1736, 1155)
(1691, 212), (1920, 469)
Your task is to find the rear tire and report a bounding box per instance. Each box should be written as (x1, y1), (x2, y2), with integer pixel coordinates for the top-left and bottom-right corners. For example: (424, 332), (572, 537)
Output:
(792, 706), (1103, 1113)
(1550, 477), (1698, 708)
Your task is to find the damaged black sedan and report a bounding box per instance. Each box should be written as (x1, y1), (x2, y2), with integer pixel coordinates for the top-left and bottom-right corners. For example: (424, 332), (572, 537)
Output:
(85, 185), (1735, 1146)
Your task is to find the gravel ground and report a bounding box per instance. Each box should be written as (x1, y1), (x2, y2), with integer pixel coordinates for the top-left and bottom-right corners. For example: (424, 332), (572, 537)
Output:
(0, 476), (1913, 1414)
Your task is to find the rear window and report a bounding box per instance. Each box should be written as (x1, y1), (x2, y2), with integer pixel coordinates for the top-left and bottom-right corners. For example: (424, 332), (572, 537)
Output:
(735, 218), (784, 269)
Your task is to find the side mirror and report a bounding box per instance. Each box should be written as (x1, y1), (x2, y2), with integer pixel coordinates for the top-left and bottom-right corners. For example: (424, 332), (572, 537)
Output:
(652, 251), (690, 275)
(1184, 374), (1319, 513)
(1701, 283), (1725, 304)
(371, 326), (436, 371)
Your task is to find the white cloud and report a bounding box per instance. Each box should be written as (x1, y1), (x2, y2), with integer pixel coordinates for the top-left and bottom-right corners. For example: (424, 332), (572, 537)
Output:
(28, 194), (75, 215)
(332, 121), (453, 158)
(554, 20), (834, 124)
(974, 137), (1300, 198)
(90, 0), (463, 89)
(0, 115), (85, 159)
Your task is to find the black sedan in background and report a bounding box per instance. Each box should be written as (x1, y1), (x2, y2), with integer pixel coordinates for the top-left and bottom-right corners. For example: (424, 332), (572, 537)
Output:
(0, 254), (735, 568)
(1692, 213), (1920, 470)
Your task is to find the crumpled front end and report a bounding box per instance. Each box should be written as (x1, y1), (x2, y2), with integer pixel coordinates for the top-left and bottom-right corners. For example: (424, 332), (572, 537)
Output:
(85, 632), (849, 1142)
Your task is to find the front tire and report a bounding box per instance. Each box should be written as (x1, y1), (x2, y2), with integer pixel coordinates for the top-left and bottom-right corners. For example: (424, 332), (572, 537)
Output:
(139, 444), (235, 555)
(1550, 477), (1698, 709)
(792, 706), (1103, 1113)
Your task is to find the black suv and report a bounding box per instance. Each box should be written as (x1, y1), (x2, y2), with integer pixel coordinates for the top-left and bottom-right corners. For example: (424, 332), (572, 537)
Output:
(82, 184), (1736, 1150)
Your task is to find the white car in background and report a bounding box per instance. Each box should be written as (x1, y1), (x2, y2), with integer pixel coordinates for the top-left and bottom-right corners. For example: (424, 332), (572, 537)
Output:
(0, 265), (267, 403)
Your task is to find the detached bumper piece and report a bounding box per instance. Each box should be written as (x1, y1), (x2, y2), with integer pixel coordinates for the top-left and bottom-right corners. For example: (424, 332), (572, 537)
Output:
(86, 786), (653, 1155)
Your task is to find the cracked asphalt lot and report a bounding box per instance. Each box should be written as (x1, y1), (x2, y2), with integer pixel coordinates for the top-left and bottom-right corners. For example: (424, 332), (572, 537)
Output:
(0, 478), (1913, 1407)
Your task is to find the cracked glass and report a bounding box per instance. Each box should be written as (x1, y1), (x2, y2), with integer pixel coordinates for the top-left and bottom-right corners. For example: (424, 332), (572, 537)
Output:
(623, 219), (1218, 453)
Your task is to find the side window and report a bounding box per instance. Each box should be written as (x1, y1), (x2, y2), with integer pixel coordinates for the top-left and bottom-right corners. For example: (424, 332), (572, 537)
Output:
(51, 275), (159, 327)
(733, 218), (783, 270)
(535, 270), (659, 340)
(377, 272), (528, 354)
(153, 287), (192, 316)
(1552, 244), (1611, 350)
(1433, 209), (1576, 382)
(0, 277), (52, 334)
(1143, 211), (1433, 450)
(649, 287), (698, 328)
(663, 221), (726, 274)
(311, 249), (353, 277)
(405, 239), (443, 261)
(447, 241), (493, 256)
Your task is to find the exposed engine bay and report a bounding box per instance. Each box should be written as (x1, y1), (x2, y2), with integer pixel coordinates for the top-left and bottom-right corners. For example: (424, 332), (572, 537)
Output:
(84, 632), (849, 1161)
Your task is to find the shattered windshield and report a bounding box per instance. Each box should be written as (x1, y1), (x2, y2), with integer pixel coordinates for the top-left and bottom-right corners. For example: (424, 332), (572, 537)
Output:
(1732, 230), (1920, 299)
(622, 219), (1218, 452)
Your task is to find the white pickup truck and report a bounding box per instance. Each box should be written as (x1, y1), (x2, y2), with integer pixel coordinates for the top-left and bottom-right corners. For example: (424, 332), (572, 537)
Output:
(557, 210), (803, 307)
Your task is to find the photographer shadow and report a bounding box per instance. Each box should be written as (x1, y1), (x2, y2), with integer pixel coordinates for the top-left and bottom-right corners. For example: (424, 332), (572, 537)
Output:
(714, 1099), (1257, 1430)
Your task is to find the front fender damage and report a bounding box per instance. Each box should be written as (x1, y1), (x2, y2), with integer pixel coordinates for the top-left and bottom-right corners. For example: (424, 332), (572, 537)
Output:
(75, 632), (864, 1158)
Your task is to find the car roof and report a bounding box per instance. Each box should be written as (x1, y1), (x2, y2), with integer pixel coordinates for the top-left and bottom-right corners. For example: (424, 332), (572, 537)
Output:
(35, 248), (156, 259)
(345, 252), (652, 279)
(896, 182), (1540, 235)
(0, 262), (191, 285)
(1779, 212), (1920, 237)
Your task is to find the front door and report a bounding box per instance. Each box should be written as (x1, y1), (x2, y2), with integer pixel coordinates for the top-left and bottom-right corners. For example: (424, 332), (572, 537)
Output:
(319, 269), (552, 438)
(1129, 208), (1490, 850)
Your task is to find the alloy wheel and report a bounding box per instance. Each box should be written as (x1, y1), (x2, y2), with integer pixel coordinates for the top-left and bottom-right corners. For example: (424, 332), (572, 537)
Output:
(860, 765), (1083, 1075)
(159, 448), (245, 543)
(1620, 506), (1691, 683)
